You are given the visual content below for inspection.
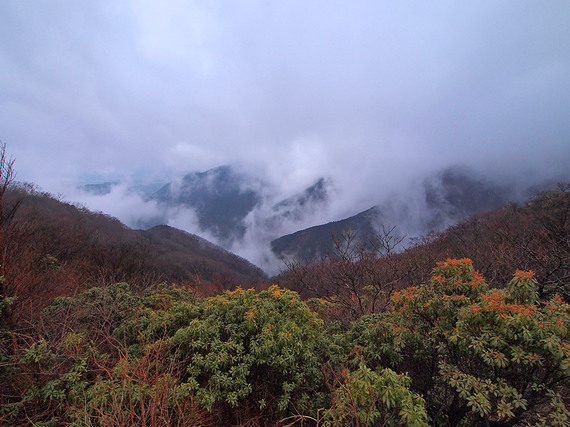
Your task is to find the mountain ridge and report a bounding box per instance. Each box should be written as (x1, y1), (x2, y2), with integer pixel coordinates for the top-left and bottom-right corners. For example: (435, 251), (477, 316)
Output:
(6, 184), (267, 296)
(270, 168), (564, 265)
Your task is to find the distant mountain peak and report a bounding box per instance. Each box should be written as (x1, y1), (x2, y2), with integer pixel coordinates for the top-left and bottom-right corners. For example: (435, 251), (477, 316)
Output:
(150, 165), (262, 245)
(77, 182), (118, 196)
(270, 177), (331, 224)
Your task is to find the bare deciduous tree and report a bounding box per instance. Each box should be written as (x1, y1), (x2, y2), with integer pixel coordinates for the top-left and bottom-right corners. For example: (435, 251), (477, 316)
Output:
(0, 142), (20, 232)
(281, 225), (411, 321)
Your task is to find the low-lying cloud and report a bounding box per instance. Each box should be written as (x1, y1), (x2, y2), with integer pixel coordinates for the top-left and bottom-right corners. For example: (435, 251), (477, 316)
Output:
(64, 160), (568, 275)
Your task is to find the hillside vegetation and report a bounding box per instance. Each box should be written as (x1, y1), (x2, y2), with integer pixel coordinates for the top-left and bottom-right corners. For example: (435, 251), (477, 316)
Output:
(0, 145), (568, 425)
(1, 183), (266, 322)
(278, 185), (570, 321)
(1, 260), (568, 426)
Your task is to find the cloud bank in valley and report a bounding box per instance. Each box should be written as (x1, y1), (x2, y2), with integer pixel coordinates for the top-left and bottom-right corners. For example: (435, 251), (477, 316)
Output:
(1, 1), (569, 270)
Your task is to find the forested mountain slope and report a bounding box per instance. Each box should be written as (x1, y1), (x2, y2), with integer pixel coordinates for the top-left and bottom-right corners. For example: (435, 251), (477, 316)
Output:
(2, 184), (266, 319)
(271, 169), (563, 265)
(277, 185), (570, 317)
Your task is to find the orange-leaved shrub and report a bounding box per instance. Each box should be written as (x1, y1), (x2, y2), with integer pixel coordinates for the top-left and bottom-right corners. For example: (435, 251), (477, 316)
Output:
(341, 259), (569, 425)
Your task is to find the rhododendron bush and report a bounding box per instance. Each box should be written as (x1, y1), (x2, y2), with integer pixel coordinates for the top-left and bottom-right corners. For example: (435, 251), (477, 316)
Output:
(1, 260), (568, 425)
(342, 259), (569, 425)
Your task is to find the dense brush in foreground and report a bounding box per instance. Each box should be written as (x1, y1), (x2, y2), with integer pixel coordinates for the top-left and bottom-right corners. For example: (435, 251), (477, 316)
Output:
(0, 259), (568, 426)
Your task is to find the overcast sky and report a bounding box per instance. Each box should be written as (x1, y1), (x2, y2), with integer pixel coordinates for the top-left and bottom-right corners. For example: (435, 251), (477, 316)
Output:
(1, 1), (569, 202)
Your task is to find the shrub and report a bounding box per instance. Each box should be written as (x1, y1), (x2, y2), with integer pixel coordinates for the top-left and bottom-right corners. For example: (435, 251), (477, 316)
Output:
(68, 340), (209, 426)
(326, 364), (429, 426)
(343, 259), (570, 425)
(152, 285), (330, 424)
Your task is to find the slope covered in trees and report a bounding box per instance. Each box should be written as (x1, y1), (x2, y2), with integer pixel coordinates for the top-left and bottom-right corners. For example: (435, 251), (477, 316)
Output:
(271, 207), (381, 263)
(278, 185), (570, 320)
(1, 182), (266, 321)
(270, 166), (556, 265)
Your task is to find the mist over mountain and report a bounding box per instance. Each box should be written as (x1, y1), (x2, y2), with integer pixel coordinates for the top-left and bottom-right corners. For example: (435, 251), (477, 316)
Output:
(148, 166), (262, 245)
(78, 182), (118, 196)
(71, 165), (334, 270)
(271, 166), (568, 264)
(72, 162), (568, 274)
(3, 1), (568, 273)
(271, 178), (329, 220)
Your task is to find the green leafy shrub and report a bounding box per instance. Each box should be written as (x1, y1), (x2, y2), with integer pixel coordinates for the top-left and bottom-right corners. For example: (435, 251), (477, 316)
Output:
(4, 261), (568, 426)
(2, 331), (99, 425)
(150, 285), (330, 424)
(326, 364), (429, 426)
(342, 259), (570, 425)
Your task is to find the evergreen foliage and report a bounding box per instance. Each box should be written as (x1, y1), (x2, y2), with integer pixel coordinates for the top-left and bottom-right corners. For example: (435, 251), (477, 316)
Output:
(1, 260), (567, 425)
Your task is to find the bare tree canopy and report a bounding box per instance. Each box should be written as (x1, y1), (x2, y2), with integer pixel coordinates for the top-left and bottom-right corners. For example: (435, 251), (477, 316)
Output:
(0, 142), (20, 230)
